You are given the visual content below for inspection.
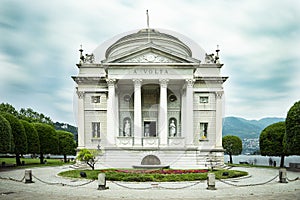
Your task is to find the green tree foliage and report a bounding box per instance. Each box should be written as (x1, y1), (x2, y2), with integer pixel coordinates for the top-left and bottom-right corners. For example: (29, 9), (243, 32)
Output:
(34, 123), (59, 164)
(2, 113), (27, 166)
(57, 130), (77, 163)
(0, 115), (12, 153)
(20, 120), (40, 154)
(0, 103), (18, 116)
(285, 100), (300, 155)
(222, 135), (242, 164)
(77, 148), (98, 170)
(19, 108), (53, 125)
(260, 122), (286, 167)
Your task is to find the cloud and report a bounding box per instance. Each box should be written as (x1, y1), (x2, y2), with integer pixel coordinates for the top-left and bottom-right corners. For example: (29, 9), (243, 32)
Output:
(0, 0), (299, 125)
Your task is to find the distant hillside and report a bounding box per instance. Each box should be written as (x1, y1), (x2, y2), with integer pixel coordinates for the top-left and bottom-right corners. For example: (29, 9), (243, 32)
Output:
(222, 117), (285, 139)
(54, 122), (78, 143)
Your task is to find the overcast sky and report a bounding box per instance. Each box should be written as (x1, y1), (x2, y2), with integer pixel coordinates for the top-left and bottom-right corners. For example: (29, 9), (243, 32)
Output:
(0, 0), (299, 125)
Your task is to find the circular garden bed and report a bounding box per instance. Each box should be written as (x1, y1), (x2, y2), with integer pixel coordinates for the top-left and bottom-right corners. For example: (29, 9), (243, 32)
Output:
(59, 168), (248, 182)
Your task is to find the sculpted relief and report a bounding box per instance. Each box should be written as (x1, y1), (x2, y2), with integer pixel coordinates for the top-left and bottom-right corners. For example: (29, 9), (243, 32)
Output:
(124, 53), (175, 63)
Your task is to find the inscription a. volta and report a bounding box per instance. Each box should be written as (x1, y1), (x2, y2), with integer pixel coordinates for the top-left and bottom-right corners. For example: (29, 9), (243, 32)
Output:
(133, 69), (168, 75)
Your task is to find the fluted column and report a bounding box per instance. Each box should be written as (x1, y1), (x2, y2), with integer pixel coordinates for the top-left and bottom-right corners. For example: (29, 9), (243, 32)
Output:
(185, 79), (194, 146)
(76, 89), (85, 149)
(106, 79), (116, 146)
(133, 79), (142, 146)
(215, 91), (224, 148)
(159, 79), (168, 146)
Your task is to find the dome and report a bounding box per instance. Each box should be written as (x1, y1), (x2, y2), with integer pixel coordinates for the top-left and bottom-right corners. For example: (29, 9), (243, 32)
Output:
(93, 28), (206, 63)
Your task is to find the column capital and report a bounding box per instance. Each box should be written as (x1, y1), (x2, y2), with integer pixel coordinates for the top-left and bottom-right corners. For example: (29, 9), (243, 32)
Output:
(215, 91), (224, 99)
(133, 79), (142, 87)
(106, 79), (116, 87)
(185, 79), (195, 87)
(76, 90), (85, 99)
(159, 79), (169, 88)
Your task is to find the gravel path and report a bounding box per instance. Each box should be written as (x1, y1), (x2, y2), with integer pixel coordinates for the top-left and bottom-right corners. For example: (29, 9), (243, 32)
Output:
(0, 166), (299, 200)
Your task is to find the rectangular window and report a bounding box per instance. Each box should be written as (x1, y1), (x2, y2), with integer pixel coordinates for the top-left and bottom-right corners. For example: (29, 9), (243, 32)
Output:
(91, 96), (101, 103)
(200, 123), (208, 139)
(200, 96), (209, 103)
(92, 122), (100, 138)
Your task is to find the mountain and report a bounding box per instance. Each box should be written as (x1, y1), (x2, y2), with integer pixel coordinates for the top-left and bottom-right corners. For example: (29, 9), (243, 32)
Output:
(54, 122), (78, 143)
(222, 117), (285, 139)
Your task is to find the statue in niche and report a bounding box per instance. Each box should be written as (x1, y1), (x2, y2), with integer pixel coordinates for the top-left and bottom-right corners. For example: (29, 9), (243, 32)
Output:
(169, 119), (176, 137)
(144, 124), (150, 137)
(124, 119), (131, 136)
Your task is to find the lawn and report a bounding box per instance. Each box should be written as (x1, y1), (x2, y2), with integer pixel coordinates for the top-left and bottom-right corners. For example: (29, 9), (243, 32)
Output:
(59, 168), (248, 182)
(0, 157), (74, 169)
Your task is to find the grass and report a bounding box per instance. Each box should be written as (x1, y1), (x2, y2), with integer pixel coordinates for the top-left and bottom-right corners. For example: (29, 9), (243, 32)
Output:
(58, 169), (248, 182)
(0, 157), (74, 169)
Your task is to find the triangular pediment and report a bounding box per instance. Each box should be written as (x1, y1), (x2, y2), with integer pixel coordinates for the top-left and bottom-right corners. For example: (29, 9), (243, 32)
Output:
(103, 43), (200, 64)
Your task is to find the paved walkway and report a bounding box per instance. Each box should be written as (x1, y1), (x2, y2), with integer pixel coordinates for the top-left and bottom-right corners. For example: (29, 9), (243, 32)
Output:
(0, 166), (299, 200)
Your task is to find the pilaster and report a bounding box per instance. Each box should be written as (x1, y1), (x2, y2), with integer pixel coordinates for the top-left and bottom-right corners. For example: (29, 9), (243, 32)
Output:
(76, 89), (85, 149)
(185, 79), (195, 146)
(215, 91), (224, 148)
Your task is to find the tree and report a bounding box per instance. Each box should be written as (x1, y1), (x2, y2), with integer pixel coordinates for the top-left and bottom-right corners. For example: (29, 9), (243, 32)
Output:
(260, 122), (286, 167)
(0, 115), (12, 153)
(20, 120), (40, 155)
(2, 113), (27, 166)
(19, 108), (53, 125)
(222, 135), (242, 164)
(0, 103), (18, 116)
(285, 100), (300, 155)
(77, 148), (98, 170)
(57, 130), (77, 163)
(34, 123), (59, 164)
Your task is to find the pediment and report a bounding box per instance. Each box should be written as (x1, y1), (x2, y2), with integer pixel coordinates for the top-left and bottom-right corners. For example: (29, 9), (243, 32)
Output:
(102, 43), (200, 64)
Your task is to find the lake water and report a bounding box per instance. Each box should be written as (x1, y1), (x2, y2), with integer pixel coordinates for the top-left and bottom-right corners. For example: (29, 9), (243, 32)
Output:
(224, 155), (300, 167)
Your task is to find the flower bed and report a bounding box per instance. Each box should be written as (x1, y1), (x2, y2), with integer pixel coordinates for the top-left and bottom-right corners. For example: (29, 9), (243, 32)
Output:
(59, 168), (248, 182)
(114, 169), (208, 174)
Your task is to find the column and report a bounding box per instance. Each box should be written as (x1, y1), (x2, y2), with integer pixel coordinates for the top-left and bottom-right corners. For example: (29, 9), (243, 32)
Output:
(76, 89), (85, 149)
(106, 79), (116, 146)
(185, 79), (194, 146)
(215, 91), (224, 149)
(159, 79), (168, 146)
(133, 79), (142, 146)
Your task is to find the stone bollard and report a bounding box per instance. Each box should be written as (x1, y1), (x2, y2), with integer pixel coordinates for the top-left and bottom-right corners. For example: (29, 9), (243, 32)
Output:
(279, 168), (287, 183)
(98, 173), (107, 190)
(25, 169), (33, 183)
(207, 173), (216, 190)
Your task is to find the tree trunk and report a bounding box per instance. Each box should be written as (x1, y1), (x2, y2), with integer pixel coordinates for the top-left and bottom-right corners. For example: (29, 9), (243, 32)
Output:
(15, 153), (22, 166)
(280, 155), (285, 168)
(229, 154), (233, 164)
(63, 154), (67, 163)
(40, 153), (44, 164)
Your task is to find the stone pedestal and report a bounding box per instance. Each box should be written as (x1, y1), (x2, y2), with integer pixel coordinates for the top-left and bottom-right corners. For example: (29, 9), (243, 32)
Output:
(25, 169), (33, 183)
(207, 173), (216, 190)
(279, 168), (287, 183)
(98, 173), (107, 190)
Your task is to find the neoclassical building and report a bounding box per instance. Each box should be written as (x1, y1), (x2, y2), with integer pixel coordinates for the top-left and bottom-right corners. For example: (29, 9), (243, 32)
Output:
(72, 28), (228, 169)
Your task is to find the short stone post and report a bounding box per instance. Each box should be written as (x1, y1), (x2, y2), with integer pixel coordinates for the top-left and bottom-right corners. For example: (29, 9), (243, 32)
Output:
(279, 168), (287, 183)
(25, 169), (33, 183)
(207, 173), (216, 190)
(98, 173), (107, 190)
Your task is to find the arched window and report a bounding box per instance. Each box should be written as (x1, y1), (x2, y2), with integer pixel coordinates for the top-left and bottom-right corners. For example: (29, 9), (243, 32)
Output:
(141, 155), (161, 165)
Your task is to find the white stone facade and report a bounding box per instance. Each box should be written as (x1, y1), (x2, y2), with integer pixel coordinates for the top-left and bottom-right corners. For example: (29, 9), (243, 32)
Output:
(72, 29), (228, 169)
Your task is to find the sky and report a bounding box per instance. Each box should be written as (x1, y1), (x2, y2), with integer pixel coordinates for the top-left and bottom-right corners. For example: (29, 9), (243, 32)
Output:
(0, 0), (299, 126)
